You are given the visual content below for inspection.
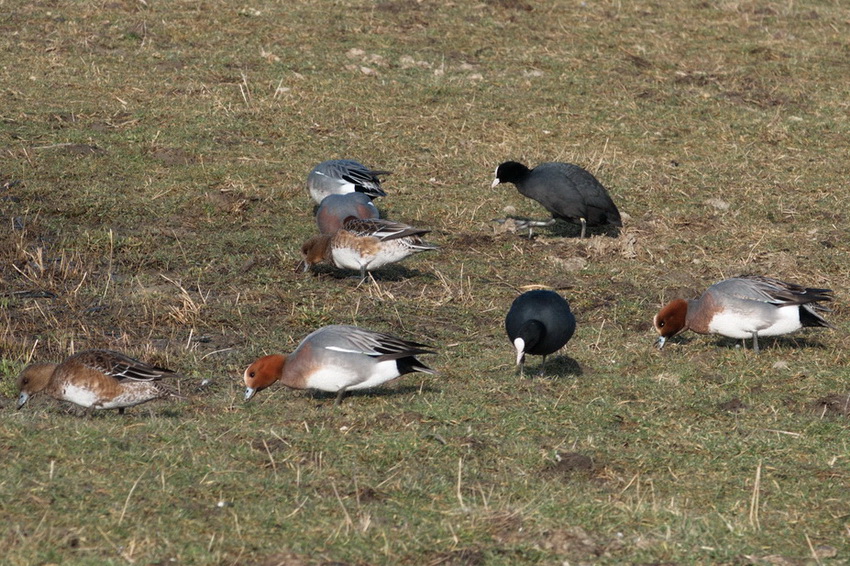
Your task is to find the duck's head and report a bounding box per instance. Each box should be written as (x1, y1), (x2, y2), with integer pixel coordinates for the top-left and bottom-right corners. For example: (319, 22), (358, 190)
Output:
(243, 355), (286, 401)
(16, 363), (57, 409)
(298, 235), (332, 272)
(653, 299), (688, 349)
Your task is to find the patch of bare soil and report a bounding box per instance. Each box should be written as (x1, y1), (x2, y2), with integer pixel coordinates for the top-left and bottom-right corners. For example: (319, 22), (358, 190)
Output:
(347, 486), (385, 503)
(811, 393), (850, 417)
(251, 437), (291, 453)
(204, 189), (255, 215)
(370, 411), (425, 429)
(718, 398), (747, 413)
(584, 227), (640, 259)
(36, 143), (106, 156)
(149, 147), (197, 165)
(537, 525), (619, 560)
(447, 232), (495, 249)
(545, 452), (594, 479)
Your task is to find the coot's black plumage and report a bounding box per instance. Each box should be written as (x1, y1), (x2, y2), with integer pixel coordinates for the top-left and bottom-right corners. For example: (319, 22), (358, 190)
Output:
(492, 161), (621, 238)
(505, 290), (576, 376)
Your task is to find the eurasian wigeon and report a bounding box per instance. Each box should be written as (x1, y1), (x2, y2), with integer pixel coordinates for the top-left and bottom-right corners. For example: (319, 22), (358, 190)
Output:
(243, 324), (436, 405)
(315, 192), (380, 234)
(300, 217), (437, 282)
(307, 159), (389, 204)
(654, 275), (834, 353)
(505, 289), (576, 376)
(492, 161), (621, 238)
(16, 349), (181, 414)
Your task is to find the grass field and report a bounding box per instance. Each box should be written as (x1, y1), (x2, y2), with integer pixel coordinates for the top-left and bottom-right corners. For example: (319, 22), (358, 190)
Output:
(2, 0), (849, 564)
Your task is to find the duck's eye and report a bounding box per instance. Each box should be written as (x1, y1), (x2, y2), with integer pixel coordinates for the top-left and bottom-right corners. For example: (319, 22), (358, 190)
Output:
(249, 371), (256, 378)
(658, 321), (665, 328)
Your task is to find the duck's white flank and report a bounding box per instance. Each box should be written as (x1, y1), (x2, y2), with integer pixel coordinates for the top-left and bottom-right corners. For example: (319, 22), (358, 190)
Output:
(305, 359), (402, 392)
(707, 304), (802, 339)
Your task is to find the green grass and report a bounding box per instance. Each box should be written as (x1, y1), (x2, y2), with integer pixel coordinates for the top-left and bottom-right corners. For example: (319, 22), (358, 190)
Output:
(2, 0), (850, 564)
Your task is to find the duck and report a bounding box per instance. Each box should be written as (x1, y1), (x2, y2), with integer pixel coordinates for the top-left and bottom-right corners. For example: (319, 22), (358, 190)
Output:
(491, 161), (621, 238)
(505, 289), (576, 376)
(315, 192), (380, 234)
(307, 159), (389, 204)
(16, 349), (181, 414)
(654, 275), (834, 353)
(243, 324), (436, 405)
(300, 217), (437, 282)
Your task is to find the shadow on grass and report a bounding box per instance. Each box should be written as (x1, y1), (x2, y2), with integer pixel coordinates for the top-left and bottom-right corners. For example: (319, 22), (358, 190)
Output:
(500, 216), (621, 239)
(305, 263), (435, 283)
(661, 334), (830, 352)
(547, 219), (621, 239)
(530, 355), (582, 378)
(711, 335), (832, 352)
(307, 383), (441, 404)
(13, 402), (179, 419)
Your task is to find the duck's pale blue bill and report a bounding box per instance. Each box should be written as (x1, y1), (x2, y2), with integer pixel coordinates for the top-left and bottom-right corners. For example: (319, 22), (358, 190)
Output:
(16, 391), (29, 410)
(244, 387), (257, 401)
(491, 178), (501, 189)
(655, 336), (667, 350)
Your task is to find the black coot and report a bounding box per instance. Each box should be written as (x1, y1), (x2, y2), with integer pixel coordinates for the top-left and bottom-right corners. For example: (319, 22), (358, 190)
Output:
(492, 161), (621, 238)
(505, 289), (576, 375)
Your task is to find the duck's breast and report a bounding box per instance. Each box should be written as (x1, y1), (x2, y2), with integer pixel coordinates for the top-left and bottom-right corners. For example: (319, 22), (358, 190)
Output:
(61, 382), (101, 408)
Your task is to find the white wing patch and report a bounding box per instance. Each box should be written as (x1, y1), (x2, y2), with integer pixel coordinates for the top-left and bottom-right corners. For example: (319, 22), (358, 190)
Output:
(316, 170), (354, 191)
(325, 345), (374, 356)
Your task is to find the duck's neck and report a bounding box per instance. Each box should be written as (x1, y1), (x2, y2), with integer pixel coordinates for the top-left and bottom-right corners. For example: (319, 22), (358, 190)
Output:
(303, 235), (333, 265)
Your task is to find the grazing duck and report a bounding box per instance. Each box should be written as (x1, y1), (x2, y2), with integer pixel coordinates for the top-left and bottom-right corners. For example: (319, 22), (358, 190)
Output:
(505, 289), (576, 375)
(300, 217), (437, 282)
(16, 349), (180, 414)
(315, 192), (380, 234)
(492, 161), (621, 238)
(307, 159), (389, 204)
(654, 275), (834, 353)
(243, 325), (436, 405)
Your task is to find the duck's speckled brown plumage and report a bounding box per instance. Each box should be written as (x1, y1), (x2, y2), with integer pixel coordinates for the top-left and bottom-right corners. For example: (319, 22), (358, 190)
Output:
(17, 349), (180, 413)
(300, 217), (437, 281)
